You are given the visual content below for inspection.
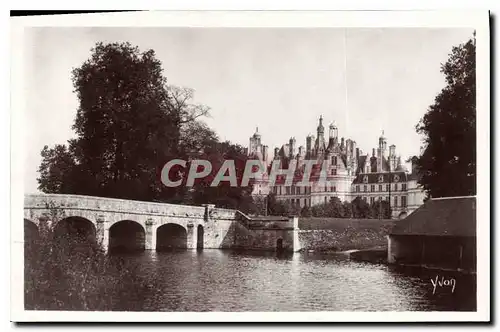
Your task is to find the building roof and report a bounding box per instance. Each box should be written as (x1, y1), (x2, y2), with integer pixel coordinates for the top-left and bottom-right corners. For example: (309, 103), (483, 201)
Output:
(390, 196), (476, 237)
(352, 171), (408, 184)
(407, 172), (420, 182)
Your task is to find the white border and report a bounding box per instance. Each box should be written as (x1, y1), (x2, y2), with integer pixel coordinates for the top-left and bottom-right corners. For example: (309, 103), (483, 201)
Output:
(10, 10), (490, 322)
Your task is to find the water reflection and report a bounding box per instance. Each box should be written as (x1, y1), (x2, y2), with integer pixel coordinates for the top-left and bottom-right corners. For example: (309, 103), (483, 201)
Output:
(109, 250), (476, 312)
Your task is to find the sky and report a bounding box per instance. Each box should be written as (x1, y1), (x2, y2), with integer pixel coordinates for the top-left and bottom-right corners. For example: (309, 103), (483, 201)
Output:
(23, 27), (473, 194)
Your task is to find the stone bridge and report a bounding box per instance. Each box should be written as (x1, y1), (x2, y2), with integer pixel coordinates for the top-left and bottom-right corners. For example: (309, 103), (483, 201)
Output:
(24, 194), (244, 252)
(23, 194), (299, 252)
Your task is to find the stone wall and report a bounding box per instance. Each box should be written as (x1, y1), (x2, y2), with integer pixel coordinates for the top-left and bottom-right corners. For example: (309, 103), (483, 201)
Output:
(297, 218), (394, 252)
(232, 222), (295, 251)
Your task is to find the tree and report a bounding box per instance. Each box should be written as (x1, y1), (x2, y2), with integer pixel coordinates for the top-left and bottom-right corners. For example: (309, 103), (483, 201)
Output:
(415, 36), (476, 198)
(37, 42), (257, 212)
(38, 42), (180, 201)
(184, 141), (257, 213)
(342, 201), (353, 218)
(351, 196), (371, 218)
(369, 200), (392, 219)
(300, 205), (312, 217)
(267, 193), (290, 216)
(37, 145), (77, 194)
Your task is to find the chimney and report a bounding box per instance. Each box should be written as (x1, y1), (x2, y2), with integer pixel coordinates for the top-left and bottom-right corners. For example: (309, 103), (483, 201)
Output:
(262, 145), (268, 162)
(306, 135), (312, 154)
(411, 157), (418, 174)
(389, 144), (396, 157)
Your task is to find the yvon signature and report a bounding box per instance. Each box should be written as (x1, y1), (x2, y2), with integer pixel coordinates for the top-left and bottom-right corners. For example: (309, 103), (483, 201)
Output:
(431, 275), (456, 295)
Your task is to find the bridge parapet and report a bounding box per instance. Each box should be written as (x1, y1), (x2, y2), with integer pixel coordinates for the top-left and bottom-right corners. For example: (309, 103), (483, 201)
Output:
(24, 193), (208, 218)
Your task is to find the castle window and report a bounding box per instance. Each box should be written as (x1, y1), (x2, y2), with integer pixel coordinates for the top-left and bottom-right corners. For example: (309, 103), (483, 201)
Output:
(401, 196), (407, 207)
(364, 185), (367, 192)
(286, 186), (290, 195)
(394, 196), (398, 207)
(402, 183), (407, 191)
(291, 186), (295, 195)
(330, 186), (334, 192)
(370, 185), (375, 192)
(394, 183), (398, 192)
(386, 184), (390, 191)
(325, 197), (327, 204)
(331, 169), (337, 175)
(370, 197), (375, 205)
(356, 185), (360, 192)
(334, 186), (336, 192)
(379, 184), (382, 192)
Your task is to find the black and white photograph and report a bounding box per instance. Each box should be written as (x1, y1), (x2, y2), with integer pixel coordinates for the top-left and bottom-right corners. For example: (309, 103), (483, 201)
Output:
(10, 10), (490, 322)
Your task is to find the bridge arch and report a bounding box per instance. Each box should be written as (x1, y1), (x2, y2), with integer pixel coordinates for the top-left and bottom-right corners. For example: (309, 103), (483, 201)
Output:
(109, 220), (145, 252)
(24, 219), (39, 251)
(156, 223), (188, 251)
(52, 216), (97, 252)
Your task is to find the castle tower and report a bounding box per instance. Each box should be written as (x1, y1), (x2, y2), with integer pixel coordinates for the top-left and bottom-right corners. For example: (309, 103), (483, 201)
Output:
(248, 127), (262, 156)
(315, 116), (326, 155)
(378, 130), (387, 171)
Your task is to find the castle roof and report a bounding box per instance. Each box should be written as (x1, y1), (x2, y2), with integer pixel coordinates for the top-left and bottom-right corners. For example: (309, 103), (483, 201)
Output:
(352, 171), (408, 184)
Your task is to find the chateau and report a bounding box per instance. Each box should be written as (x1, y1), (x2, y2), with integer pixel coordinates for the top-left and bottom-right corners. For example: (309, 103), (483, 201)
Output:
(246, 117), (426, 219)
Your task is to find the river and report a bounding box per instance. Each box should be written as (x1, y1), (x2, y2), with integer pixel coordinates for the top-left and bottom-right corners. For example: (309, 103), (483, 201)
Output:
(106, 249), (476, 312)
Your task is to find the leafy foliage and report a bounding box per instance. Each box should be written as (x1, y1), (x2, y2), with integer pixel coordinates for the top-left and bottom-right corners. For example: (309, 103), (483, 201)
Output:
(24, 204), (161, 310)
(266, 194), (392, 219)
(36, 42), (256, 211)
(415, 36), (476, 198)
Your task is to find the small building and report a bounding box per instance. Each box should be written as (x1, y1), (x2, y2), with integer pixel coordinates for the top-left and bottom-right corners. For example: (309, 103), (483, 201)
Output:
(387, 196), (476, 272)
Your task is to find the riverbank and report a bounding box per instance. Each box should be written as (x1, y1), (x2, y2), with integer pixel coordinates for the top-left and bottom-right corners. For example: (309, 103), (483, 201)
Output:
(296, 217), (394, 253)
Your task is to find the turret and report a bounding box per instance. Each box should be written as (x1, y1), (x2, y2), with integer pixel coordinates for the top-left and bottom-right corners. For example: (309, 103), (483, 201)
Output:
(315, 116), (326, 155)
(379, 130), (388, 159)
(317, 115), (325, 136)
